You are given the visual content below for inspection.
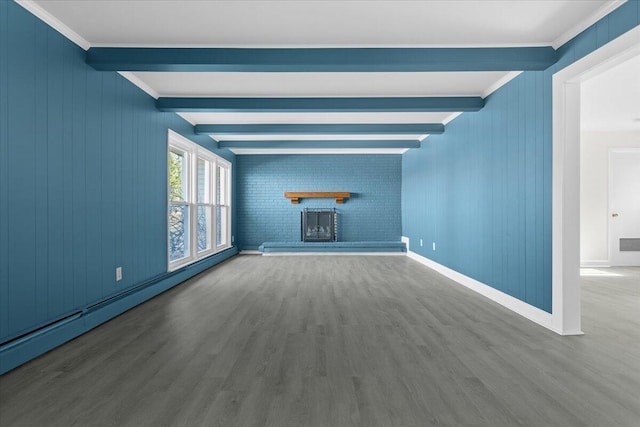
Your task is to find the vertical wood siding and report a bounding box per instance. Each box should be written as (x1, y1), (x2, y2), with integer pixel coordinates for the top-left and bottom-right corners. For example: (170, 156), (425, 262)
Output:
(402, 0), (639, 313)
(0, 1), (234, 343)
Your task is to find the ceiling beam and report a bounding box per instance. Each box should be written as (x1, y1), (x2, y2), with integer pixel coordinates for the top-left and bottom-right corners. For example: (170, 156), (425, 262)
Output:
(194, 123), (444, 135)
(217, 140), (421, 149)
(86, 47), (557, 72)
(157, 96), (484, 113)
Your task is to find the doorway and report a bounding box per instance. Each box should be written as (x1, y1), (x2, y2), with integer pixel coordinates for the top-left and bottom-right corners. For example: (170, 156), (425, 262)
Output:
(552, 25), (640, 335)
(580, 54), (640, 269)
(608, 149), (640, 266)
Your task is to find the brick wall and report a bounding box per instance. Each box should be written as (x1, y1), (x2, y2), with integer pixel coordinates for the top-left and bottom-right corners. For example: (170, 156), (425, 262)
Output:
(236, 155), (401, 249)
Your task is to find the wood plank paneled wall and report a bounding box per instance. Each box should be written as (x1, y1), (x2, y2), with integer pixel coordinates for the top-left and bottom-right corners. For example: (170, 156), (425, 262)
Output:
(402, 0), (639, 313)
(403, 72), (552, 311)
(0, 1), (234, 343)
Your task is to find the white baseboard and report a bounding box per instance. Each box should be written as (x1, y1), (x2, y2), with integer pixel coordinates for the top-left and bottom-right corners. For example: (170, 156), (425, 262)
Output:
(580, 260), (610, 268)
(406, 250), (558, 334)
(239, 250), (261, 255)
(262, 252), (406, 256)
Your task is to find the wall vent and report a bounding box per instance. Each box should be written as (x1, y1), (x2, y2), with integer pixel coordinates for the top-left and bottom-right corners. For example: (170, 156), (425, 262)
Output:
(620, 238), (640, 252)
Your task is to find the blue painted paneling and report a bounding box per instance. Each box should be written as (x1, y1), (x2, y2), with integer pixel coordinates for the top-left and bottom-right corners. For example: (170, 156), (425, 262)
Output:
(0, 1), (235, 345)
(402, 1), (639, 313)
(0, 0), (9, 341)
(7, 6), (38, 337)
(47, 23), (66, 319)
(403, 76), (552, 311)
(0, 247), (238, 374)
(236, 155), (401, 250)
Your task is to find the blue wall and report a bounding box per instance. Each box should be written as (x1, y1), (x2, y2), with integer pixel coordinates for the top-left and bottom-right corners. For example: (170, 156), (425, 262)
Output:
(0, 0), (235, 346)
(403, 77), (552, 311)
(402, 0), (639, 313)
(236, 155), (401, 250)
(2, 0), (638, 370)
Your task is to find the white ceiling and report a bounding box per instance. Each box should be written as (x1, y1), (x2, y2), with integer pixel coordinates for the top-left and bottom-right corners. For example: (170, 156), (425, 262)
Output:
(32, 0), (616, 48)
(23, 0), (626, 153)
(179, 112), (456, 126)
(581, 54), (640, 132)
(131, 71), (510, 97)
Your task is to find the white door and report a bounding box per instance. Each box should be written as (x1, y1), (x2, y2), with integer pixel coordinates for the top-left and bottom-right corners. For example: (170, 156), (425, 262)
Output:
(609, 149), (640, 266)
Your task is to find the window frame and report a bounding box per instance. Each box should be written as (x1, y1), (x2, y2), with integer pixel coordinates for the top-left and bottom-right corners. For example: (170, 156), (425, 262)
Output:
(215, 162), (231, 250)
(167, 130), (232, 271)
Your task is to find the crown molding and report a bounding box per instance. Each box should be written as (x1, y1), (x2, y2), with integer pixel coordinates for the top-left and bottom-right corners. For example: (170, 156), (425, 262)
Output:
(442, 112), (463, 125)
(482, 71), (523, 98)
(15, 0), (91, 50)
(118, 72), (160, 99)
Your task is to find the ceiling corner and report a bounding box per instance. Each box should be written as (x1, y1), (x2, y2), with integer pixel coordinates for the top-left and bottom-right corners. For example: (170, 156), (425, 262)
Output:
(551, 0), (627, 49)
(481, 71), (523, 98)
(15, 0), (91, 50)
(118, 72), (161, 99)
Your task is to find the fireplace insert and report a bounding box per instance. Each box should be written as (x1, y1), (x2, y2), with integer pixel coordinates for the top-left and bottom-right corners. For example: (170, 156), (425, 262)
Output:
(301, 208), (337, 242)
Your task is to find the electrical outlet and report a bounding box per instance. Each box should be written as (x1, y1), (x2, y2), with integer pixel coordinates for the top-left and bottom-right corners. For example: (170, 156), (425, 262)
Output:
(432, 242), (436, 251)
(420, 239), (423, 247)
(116, 267), (122, 282)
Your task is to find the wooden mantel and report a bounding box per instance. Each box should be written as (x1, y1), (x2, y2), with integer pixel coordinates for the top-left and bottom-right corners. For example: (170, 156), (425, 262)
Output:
(284, 192), (350, 204)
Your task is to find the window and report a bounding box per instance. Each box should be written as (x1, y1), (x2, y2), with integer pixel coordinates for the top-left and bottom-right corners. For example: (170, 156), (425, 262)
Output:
(216, 163), (230, 248)
(168, 130), (232, 271)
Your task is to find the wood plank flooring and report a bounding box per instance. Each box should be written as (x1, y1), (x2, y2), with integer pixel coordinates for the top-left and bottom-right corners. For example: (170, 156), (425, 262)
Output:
(1, 256), (639, 426)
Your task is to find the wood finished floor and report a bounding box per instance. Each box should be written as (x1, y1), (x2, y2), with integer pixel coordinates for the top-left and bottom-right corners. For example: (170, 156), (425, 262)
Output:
(1, 256), (639, 427)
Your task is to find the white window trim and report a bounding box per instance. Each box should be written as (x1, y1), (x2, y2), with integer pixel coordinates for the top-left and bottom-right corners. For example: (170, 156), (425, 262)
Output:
(215, 160), (232, 251)
(167, 130), (232, 272)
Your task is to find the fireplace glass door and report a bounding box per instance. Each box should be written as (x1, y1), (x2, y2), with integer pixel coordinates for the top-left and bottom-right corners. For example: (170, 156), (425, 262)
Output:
(301, 209), (337, 242)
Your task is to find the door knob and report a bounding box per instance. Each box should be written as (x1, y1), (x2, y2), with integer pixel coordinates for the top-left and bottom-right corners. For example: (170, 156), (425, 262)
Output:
(612, 213), (619, 217)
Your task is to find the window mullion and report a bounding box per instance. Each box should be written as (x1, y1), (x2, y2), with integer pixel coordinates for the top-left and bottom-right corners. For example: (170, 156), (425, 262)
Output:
(213, 201), (218, 249)
(209, 159), (218, 247)
(213, 160), (218, 247)
(189, 152), (197, 261)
